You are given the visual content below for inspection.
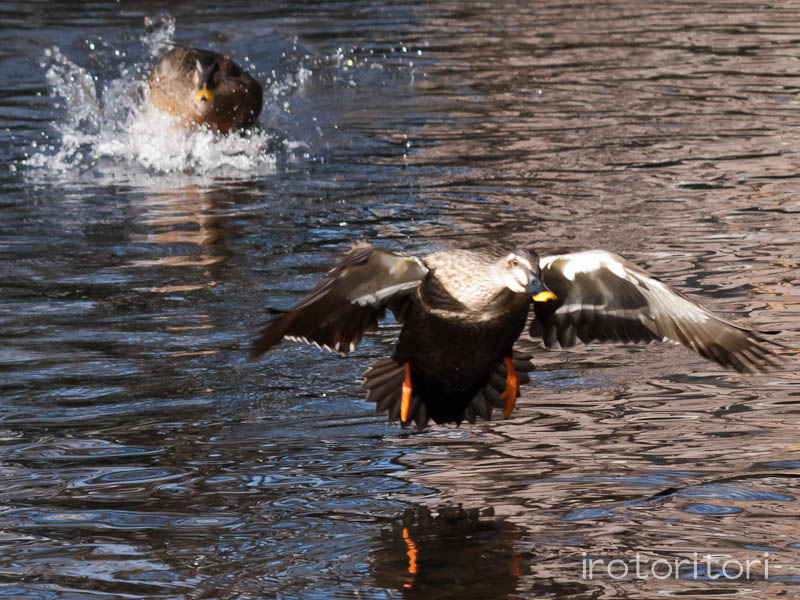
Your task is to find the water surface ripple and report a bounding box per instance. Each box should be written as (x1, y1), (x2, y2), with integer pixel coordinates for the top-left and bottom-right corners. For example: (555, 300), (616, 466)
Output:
(1, 1), (799, 598)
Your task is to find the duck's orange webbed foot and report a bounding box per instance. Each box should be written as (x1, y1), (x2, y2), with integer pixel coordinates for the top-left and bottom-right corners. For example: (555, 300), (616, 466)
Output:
(401, 362), (413, 423)
(499, 355), (519, 418)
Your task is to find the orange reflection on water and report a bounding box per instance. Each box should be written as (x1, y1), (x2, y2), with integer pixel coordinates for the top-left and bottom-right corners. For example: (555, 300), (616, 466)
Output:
(402, 526), (418, 589)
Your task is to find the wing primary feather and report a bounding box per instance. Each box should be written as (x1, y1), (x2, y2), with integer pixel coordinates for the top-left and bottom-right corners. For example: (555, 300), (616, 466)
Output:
(533, 250), (782, 373)
(252, 244), (426, 358)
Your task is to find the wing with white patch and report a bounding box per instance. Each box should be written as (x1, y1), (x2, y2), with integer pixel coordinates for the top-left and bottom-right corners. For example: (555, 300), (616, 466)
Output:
(530, 250), (779, 373)
(252, 242), (428, 356)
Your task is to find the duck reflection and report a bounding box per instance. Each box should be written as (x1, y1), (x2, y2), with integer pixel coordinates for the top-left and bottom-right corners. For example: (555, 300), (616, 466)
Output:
(373, 505), (526, 597)
(121, 184), (252, 359)
(130, 185), (233, 294)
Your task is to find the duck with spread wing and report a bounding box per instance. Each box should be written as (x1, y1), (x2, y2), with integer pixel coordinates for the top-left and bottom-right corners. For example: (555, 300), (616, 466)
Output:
(251, 243), (780, 429)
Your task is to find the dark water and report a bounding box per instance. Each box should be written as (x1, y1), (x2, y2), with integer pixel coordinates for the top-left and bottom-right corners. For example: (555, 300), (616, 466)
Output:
(2, 1), (800, 597)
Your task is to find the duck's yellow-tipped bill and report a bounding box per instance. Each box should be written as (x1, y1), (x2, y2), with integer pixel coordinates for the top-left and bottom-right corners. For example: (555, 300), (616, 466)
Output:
(533, 290), (556, 303)
(195, 84), (213, 103)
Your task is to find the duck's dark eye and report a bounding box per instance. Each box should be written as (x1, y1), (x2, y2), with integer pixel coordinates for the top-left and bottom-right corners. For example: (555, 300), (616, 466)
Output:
(510, 258), (519, 268)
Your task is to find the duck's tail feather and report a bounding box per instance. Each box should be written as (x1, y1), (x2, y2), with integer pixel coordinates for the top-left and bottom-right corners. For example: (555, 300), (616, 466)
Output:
(363, 358), (430, 429)
(461, 349), (535, 424)
(362, 350), (535, 429)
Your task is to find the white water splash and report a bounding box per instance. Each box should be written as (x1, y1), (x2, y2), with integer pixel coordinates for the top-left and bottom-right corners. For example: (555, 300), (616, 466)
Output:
(25, 16), (282, 181)
(142, 13), (175, 59)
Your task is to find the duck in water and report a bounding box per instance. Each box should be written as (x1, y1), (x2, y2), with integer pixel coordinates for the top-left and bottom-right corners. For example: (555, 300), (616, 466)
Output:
(149, 46), (262, 133)
(251, 243), (780, 428)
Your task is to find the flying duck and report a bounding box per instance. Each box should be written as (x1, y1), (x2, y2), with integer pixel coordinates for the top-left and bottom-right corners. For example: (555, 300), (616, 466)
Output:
(148, 46), (263, 133)
(251, 243), (779, 428)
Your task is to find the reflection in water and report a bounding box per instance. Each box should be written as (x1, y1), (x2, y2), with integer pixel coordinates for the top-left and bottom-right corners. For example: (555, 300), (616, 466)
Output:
(375, 506), (603, 598)
(402, 526), (419, 586)
(1, 1), (800, 598)
(129, 186), (229, 292)
(374, 506), (529, 598)
(124, 186), (237, 360)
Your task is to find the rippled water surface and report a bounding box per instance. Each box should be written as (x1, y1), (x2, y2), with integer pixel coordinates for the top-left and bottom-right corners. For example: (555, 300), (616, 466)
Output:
(2, 1), (800, 598)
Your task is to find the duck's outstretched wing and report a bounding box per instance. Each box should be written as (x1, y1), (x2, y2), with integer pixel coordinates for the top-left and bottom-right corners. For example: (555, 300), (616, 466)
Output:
(252, 242), (428, 357)
(530, 250), (780, 373)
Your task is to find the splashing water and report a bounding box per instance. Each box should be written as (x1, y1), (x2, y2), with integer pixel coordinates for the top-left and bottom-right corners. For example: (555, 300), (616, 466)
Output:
(141, 12), (175, 59)
(25, 16), (282, 181)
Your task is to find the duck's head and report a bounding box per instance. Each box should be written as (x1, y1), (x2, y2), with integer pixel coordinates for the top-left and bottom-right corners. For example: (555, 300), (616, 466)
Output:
(191, 54), (222, 114)
(493, 251), (556, 301)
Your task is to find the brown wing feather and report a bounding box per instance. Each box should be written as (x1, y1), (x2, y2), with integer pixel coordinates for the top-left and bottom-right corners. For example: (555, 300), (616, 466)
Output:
(251, 242), (428, 357)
